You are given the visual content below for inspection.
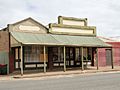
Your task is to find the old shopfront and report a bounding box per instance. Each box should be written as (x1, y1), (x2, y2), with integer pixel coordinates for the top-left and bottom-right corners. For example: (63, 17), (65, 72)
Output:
(1, 16), (112, 75)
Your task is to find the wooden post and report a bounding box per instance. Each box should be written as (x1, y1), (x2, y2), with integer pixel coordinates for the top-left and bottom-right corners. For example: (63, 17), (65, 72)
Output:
(44, 45), (46, 73)
(64, 46), (66, 72)
(86, 48), (88, 68)
(96, 48), (99, 70)
(20, 45), (23, 76)
(81, 47), (84, 70)
(111, 48), (114, 69)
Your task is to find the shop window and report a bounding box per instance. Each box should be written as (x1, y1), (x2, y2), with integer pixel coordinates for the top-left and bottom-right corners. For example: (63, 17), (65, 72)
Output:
(75, 48), (81, 61)
(15, 48), (18, 59)
(52, 47), (64, 62)
(24, 45), (42, 62)
(53, 47), (58, 62)
(70, 48), (74, 59)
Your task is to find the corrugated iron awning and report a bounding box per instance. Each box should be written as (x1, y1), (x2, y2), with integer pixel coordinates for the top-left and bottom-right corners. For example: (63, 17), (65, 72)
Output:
(11, 32), (111, 47)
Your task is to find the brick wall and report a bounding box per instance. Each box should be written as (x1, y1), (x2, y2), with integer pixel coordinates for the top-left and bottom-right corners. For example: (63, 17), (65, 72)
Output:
(0, 30), (10, 74)
(0, 31), (9, 52)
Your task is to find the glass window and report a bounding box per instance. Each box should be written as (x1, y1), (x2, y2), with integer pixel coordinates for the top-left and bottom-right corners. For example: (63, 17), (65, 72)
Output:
(75, 48), (80, 61)
(24, 45), (42, 62)
(15, 48), (18, 59)
(88, 48), (92, 60)
(52, 47), (58, 62)
(70, 48), (74, 59)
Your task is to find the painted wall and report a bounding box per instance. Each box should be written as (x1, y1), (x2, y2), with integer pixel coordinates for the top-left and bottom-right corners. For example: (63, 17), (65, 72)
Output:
(51, 27), (94, 35)
(98, 42), (120, 67)
(0, 31), (10, 74)
(98, 48), (106, 67)
(9, 18), (47, 34)
(62, 19), (85, 26)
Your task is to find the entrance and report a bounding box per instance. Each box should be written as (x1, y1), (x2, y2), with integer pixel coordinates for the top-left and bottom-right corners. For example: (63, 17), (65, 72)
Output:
(48, 47), (93, 70)
(106, 49), (112, 66)
(14, 47), (21, 70)
(66, 47), (75, 67)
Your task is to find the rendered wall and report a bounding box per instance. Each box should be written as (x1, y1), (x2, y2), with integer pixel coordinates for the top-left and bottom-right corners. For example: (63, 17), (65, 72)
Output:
(98, 42), (120, 67)
(98, 48), (106, 67)
(0, 31), (10, 74)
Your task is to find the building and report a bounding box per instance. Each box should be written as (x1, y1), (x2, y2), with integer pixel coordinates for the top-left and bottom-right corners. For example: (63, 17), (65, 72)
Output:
(98, 37), (120, 67)
(0, 16), (111, 75)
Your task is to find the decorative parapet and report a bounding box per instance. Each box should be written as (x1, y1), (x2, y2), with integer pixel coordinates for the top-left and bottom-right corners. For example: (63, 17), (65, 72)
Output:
(58, 16), (87, 26)
(49, 23), (96, 36)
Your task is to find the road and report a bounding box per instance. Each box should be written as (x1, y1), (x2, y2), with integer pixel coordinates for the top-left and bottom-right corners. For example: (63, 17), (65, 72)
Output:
(0, 72), (120, 90)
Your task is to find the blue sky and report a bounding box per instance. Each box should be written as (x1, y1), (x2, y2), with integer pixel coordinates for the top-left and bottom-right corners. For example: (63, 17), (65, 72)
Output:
(0, 0), (120, 37)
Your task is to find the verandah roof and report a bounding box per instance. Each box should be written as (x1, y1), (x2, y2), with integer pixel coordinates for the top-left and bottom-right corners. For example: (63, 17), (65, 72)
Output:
(11, 32), (111, 47)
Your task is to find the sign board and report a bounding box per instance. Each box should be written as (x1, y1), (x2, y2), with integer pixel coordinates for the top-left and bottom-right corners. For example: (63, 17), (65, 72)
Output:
(19, 25), (40, 31)
(58, 16), (87, 26)
(49, 24), (96, 36)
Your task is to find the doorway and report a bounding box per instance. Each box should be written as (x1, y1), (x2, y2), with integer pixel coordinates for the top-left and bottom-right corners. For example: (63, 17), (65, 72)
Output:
(106, 49), (112, 66)
(14, 47), (21, 70)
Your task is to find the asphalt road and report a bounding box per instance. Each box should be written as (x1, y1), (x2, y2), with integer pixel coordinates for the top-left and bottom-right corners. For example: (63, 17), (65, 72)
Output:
(0, 72), (120, 90)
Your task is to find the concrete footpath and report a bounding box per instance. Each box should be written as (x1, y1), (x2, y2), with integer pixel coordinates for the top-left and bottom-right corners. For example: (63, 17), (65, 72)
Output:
(0, 66), (120, 81)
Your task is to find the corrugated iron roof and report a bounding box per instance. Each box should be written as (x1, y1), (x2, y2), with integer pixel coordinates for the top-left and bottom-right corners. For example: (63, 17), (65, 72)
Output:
(11, 32), (111, 47)
(98, 36), (117, 42)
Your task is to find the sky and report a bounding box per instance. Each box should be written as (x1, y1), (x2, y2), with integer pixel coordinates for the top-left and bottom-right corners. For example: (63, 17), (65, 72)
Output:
(0, 0), (120, 37)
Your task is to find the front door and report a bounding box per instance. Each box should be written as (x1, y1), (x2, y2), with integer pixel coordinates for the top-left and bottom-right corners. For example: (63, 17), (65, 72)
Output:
(66, 47), (75, 67)
(14, 47), (21, 70)
(106, 49), (112, 66)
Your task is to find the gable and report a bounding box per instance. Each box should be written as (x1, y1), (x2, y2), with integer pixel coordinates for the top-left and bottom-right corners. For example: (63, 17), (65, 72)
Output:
(9, 18), (48, 34)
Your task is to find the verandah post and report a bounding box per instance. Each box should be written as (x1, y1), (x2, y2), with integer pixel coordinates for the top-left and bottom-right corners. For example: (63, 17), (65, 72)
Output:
(44, 45), (46, 73)
(111, 48), (114, 69)
(96, 48), (99, 70)
(64, 46), (66, 72)
(81, 47), (84, 70)
(20, 45), (23, 76)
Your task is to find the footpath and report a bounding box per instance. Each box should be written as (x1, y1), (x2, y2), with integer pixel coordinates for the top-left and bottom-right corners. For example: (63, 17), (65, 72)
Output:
(0, 66), (120, 81)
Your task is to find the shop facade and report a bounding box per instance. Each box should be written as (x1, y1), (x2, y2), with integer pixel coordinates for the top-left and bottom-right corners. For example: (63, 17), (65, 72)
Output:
(0, 16), (112, 75)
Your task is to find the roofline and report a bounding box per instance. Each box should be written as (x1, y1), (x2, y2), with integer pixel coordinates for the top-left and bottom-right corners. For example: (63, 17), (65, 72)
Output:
(21, 43), (111, 48)
(11, 17), (48, 30)
(97, 36), (118, 42)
